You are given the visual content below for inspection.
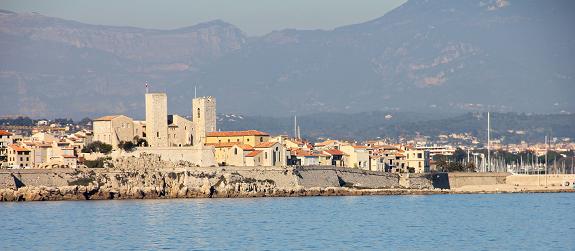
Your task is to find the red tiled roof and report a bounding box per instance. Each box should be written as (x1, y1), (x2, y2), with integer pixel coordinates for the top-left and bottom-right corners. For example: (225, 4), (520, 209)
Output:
(245, 150), (262, 157)
(324, 149), (346, 156)
(9, 144), (30, 152)
(207, 130), (269, 137)
(254, 142), (277, 148)
(0, 130), (12, 136)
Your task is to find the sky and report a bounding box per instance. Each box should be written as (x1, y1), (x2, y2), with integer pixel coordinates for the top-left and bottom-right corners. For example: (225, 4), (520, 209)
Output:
(0, 0), (407, 36)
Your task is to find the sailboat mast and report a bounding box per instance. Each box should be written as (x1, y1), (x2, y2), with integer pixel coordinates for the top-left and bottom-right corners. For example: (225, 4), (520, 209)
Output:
(487, 112), (491, 172)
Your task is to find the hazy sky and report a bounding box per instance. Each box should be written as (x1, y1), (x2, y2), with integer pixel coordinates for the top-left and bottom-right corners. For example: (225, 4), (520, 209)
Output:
(0, 0), (407, 35)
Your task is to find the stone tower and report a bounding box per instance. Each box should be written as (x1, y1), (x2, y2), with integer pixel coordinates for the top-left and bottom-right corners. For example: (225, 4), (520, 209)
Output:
(145, 93), (168, 147)
(192, 96), (216, 146)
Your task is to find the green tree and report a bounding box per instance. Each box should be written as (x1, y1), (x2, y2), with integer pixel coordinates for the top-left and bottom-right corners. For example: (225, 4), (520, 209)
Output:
(82, 141), (112, 154)
(118, 141), (136, 152)
(134, 136), (148, 147)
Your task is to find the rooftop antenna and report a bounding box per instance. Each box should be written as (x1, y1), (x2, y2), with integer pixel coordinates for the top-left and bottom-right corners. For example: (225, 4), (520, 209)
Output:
(194, 85), (197, 99)
(145, 81), (149, 93)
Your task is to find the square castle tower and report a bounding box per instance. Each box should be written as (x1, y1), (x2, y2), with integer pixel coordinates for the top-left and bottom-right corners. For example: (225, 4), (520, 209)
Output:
(145, 92), (216, 147)
(145, 93), (168, 147)
(192, 96), (216, 146)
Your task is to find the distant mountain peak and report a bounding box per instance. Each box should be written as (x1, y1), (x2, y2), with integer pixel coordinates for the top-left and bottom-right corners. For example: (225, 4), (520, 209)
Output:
(0, 0), (573, 118)
(0, 9), (15, 14)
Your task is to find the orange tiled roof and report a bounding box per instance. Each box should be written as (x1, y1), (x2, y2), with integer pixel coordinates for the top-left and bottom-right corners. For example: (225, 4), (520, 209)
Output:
(324, 149), (346, 156)
(293, 149), (317, 157)
(0, 130), (12, 136)
(207, 130), (269, 137)
(255, 142), (277, 148)
(93, 115), (121, 121)
(245, 150), (262, 157)
(9, 144), (30, 152)
(237, 144), (254, 151)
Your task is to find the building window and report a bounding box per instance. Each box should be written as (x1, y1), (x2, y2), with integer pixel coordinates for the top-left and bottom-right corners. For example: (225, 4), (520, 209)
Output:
(260, 137), (263, 142)
(157, 132), (159, 138)
(265, 152), (268, 159)
(234, 148), (238, 155)
(197, 108), (201, 119)
(417, 153), (422, 158)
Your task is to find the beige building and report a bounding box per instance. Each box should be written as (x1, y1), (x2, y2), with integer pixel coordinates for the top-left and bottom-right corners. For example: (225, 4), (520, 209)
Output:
(254, 141), (285, 166)
(7, 144), (32, 168)
(31, 143), (54, 167)
(227, 144), (256, 166)
(0, 130), (13, 162)
(93, 115), (135, 149)
(206, 141), (285, 167)
(404, 147), (429, 173)
(340, 145), (371, 170)
(192, 96), (216, 146)
(168, 115), (193, 147)
(206, 130), (270, 147)
(133, 121), (146, 140)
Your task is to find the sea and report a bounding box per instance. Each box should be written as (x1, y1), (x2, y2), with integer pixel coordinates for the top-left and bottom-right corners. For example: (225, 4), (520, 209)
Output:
(1, 193), (574, 250)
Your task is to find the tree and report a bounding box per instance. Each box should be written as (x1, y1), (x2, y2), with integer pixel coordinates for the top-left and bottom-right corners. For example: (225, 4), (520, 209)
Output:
(84, 157), (113, 168)
(134, 136), (148, 147)
(82, 141), (112, 154)
(118, 141), (136, 152)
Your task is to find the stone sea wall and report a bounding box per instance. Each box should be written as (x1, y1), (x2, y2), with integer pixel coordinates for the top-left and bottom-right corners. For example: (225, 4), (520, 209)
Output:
(0, 155), (436, 202)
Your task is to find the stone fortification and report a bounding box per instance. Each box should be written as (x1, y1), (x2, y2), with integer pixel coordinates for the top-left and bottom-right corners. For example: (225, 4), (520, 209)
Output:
(0, 154), (436, 201)
(3, 155), (571, 202)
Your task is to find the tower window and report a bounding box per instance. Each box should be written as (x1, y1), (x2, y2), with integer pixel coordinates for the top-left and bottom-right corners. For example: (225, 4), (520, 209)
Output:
(197, 108), (201, 119)
(157, 132), (159, 138)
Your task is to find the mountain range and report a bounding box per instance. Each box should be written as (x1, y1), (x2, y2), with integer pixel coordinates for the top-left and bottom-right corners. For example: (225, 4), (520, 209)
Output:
(0, 0), (574, 119)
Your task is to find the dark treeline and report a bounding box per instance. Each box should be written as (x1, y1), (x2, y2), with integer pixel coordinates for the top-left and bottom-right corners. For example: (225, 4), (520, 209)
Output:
(220, 112), (575, 143)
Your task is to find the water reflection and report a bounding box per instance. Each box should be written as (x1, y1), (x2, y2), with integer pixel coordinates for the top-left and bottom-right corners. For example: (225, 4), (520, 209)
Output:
(0, 193), (574, 250)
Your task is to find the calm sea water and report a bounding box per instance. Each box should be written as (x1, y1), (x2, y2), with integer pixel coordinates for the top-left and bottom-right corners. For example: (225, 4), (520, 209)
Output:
(1, 193), (574, 251)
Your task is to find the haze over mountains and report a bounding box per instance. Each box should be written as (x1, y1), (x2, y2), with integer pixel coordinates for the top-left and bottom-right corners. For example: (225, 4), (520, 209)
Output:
(0, 0), (574, 119)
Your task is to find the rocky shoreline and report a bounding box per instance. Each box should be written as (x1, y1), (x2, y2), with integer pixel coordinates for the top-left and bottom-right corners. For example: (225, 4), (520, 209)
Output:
(1, 156), (573, 202)
(2, 184), (573, 202)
